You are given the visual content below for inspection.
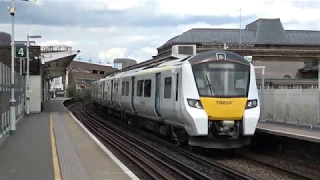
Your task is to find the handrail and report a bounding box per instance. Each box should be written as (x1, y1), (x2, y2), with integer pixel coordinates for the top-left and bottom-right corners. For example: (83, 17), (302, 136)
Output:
(41, 45), (72, 53)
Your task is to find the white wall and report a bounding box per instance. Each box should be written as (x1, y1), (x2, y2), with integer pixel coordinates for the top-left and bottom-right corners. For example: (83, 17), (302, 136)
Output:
(28, 76), (42, 113)
(259, 89), (320, 128)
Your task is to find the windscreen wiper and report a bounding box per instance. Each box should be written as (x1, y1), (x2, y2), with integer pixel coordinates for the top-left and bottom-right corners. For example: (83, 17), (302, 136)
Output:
(205, 72), (218, 96)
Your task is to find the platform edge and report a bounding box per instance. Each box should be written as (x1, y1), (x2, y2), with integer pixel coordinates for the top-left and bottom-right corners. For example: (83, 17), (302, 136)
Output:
(257, 127), (320, 143)
(61, 100), (140, 180)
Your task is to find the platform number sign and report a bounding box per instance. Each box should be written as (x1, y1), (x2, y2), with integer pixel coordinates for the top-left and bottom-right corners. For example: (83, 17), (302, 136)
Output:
(15, 46), (27, 58)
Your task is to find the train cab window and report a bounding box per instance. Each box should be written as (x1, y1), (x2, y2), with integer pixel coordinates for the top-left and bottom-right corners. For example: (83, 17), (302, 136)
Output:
(121, 82), (125, 95)
(137, 80), (144, 97)
(125, 82), (129, 96)
(164, 77), (172, 99)
(144, 79), (152, 97)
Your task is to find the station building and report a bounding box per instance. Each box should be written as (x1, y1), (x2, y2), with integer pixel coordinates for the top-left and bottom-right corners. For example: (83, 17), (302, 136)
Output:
(153, 18), (320, 89)
(52, 61), (117, 91)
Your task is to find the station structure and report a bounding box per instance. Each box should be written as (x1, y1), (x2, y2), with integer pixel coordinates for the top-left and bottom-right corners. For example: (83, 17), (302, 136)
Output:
(0, 18), (320, 180)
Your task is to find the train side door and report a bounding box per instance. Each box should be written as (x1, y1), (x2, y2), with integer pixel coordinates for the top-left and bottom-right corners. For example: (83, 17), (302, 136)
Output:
(102, 82), (105, 101)
(111, 80), (114, 106)
(155, 73), (161, 117)
(131, 77), (135, 111)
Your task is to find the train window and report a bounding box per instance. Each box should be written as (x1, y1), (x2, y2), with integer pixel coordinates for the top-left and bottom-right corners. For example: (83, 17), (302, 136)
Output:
(137, 80), (144, 97)
(125, 82), (129, 96)
(164, 77), (172, 99)
(121, 82), (125, 95)
(175, 73), (179, 101)
(144, 79), (152, 97)
(115, 82), (118, 94)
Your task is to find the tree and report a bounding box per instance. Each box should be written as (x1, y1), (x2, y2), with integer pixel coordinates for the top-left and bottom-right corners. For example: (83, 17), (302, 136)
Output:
(66, 83), (77, 99)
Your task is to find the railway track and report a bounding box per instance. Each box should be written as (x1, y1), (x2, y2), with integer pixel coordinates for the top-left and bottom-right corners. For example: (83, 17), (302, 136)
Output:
(67, 99), (318, 180)
(69, 100), (214, 180)
(68, 100), (254, 180)
(238, 153), (319, 180)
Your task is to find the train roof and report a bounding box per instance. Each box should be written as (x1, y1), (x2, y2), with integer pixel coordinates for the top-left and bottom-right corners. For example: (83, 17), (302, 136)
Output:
(93, 50), (250, 84)
(188, 50), (250, 65)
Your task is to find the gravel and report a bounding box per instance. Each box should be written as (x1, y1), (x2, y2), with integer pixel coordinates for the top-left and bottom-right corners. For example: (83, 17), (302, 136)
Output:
(89, 107), (230, 180)
(241, 151), (320, 179)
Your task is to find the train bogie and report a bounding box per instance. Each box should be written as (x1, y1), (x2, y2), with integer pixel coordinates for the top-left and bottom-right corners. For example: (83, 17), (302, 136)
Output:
(91, 50), (261, 149)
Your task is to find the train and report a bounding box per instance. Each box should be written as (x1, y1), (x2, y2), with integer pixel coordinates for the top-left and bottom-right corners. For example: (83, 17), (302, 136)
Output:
(91, 49), (260, 149)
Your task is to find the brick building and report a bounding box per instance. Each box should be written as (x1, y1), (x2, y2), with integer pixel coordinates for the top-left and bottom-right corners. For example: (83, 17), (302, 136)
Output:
(65, 61), (117, 90)
(153, 18), (320, 88)
(113, 58), (137, 70)
(0, 32), (41, 74)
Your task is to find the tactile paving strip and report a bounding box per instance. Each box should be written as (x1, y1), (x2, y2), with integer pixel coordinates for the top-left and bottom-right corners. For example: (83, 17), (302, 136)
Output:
(52, 113), (90, 180)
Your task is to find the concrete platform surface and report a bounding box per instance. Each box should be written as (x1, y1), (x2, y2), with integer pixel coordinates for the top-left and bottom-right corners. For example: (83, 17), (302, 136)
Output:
(0, 99), (139, 180)
(257, 122), (320, 143)
(0, 113), (54, 180)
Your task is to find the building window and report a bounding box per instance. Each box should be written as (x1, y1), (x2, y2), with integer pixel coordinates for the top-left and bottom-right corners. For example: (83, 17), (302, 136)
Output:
(137, 80), (143, 97)
(283, 75), (291, 79)
(144, 79), (152, 97)
(100, 71), (105, 75)
(164, 77), (172, 99)
(92, 70), (98, 74)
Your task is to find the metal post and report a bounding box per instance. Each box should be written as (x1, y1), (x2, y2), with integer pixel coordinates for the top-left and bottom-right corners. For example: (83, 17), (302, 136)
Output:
(26, 35), (30, 115)
(9, 0), (16, 135)
(19, 58), (22, 75)
(254, 66), (266, 120)
(261, 68), (265, 119)
(318, 60), (320, 127)
(239, 8), (242, 49)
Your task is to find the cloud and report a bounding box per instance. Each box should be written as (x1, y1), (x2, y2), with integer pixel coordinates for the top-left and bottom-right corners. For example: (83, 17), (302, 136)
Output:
(0, 0), (319, 66)
(38, 40), (78, 47)
(98, 48), (128, 63)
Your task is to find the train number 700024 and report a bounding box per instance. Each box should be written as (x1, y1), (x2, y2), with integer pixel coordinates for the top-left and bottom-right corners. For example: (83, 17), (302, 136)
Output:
(216, 100), (232, 105)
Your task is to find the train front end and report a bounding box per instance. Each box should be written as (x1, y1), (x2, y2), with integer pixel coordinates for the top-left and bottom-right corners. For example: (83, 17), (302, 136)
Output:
(187, 51), (260, 148)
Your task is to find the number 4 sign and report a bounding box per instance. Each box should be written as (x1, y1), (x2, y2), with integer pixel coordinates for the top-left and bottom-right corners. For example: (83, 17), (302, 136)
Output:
(15, 46), (27, 58)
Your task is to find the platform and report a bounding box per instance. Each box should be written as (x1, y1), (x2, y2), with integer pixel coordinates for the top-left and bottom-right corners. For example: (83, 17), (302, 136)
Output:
(256, 122), (320, 143)
(0, 99), (138, 180)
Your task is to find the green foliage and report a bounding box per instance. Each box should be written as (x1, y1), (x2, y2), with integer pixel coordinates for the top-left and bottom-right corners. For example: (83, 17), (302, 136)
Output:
(66, 83), (91, 100)
(66, 83), (77, 99)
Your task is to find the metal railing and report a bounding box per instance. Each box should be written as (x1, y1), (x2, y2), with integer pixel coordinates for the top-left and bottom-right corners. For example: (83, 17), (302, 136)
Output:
(41, 46), (72, 53)
(0, 62), (25, 137)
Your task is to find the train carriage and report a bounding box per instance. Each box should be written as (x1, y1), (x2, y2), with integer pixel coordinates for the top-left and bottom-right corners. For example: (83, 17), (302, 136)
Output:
(92, 49), (260, 149)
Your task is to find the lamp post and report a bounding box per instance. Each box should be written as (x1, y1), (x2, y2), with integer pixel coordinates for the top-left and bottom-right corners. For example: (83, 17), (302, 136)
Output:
(26, 35), (41, 115)
(8, 0), (37, 134)
(9, 0), (16, 135)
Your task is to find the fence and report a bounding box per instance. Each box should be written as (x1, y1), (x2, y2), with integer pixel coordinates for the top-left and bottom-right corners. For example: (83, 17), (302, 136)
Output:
(0, 62), (25, 137)
(259, 89), (320, 129)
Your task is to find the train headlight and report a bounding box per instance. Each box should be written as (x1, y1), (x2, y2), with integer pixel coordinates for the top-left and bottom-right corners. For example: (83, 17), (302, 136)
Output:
(246, 99), (258, 109)
(187, 99), (203, 109)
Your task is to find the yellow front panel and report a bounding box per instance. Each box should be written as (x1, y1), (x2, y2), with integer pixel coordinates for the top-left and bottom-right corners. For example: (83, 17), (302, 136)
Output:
(200, 97), (247, 120)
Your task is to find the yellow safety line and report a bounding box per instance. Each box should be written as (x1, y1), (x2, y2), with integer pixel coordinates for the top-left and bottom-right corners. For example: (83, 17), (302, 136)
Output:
(50, 113), (62, 180)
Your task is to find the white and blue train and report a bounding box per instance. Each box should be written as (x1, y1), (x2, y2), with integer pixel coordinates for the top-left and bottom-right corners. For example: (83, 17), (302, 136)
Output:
(91, 49), (260, 149)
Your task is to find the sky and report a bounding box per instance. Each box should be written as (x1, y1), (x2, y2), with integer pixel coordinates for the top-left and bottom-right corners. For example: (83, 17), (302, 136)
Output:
(0, 0), (319, 66)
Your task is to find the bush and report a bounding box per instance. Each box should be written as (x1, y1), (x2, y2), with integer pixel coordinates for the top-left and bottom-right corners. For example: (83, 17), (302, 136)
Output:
(66, 83), (77, 99)
(66, 83), (91, 100)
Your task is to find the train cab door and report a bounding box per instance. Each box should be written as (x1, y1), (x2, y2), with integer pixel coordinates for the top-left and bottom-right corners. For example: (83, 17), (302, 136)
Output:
(155, 73), (161, 117)
(173, 66), (182, 121)
(131, 77), (136, 111)
(174, 71), (181, 118)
